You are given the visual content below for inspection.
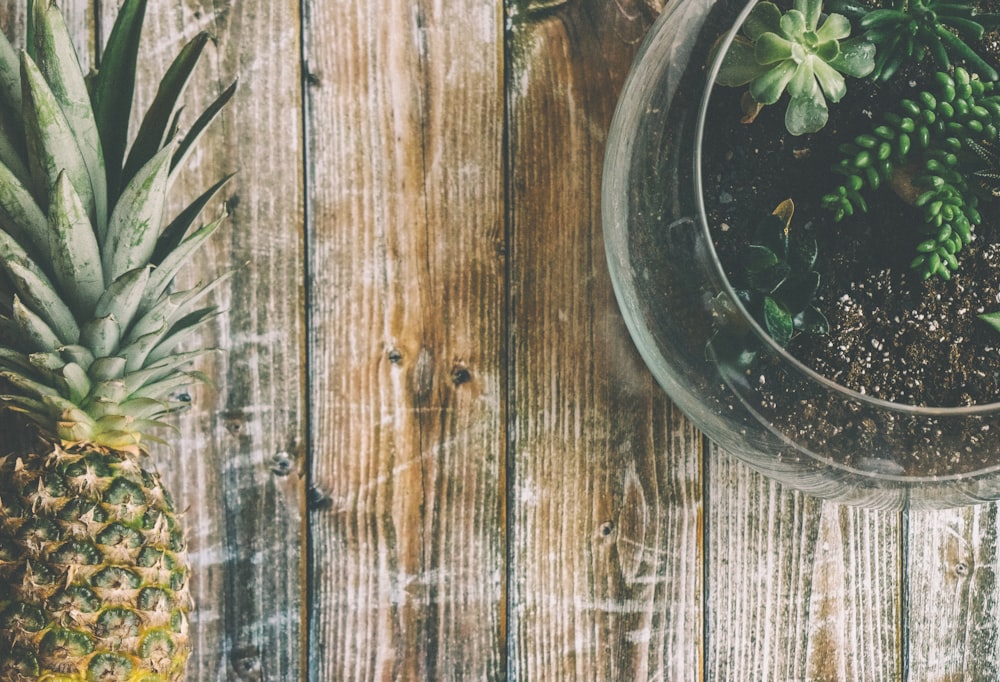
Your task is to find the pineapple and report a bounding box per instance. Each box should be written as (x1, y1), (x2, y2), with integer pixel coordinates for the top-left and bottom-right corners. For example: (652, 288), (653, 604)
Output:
(0, 1), (235, 679)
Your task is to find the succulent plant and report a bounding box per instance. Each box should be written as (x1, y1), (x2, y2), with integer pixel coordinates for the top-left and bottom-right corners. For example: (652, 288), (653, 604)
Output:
(822, 68), (1000, 279)
(709, 200), (829, 370)
(715, 0), (876, 135)
(858, 0), (1000, 81)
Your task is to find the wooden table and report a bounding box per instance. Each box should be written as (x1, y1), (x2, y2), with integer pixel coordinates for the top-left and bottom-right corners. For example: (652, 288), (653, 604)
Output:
(34, 1), (999, 679)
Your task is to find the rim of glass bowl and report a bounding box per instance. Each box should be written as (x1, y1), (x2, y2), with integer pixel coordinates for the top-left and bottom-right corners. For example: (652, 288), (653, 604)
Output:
(694, 0), (1000, 419)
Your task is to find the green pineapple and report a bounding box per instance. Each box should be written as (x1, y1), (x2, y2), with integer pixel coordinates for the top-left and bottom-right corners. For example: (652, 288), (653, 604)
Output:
(0, 1), (235, 679)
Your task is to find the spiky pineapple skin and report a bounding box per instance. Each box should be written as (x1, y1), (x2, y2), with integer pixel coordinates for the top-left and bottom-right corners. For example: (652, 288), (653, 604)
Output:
(0, 433), (190, 681)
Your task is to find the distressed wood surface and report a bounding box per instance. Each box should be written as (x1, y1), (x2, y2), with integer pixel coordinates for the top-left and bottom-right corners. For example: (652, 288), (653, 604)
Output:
(304, 0), (507, 680)
(23, 1), (1000, 680)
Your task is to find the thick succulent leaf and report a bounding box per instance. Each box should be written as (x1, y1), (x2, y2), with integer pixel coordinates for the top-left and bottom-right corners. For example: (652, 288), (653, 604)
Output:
(787, 60), (816, 99)
(750, 60), (797, 104)
(91, 0), (147, 201)
(829, 38), (876, 78)
(153, 172), (235, 265)
(21, 52), (94, 217)
(755, 33), (794, 64)
(86, 378), (127, 405)
(140, 212), (227, 312)
(0, 158), (48, 260)
(815, 13), (852, 42)
(786, 90), (828, 135)
(744, 2), (783, 40)
(794, 0), (822, 30)
(715, 36), (771, 87)
(5, 261), (79, 344)
(12, 294), (62, 352)
(94, 267), (150, 337)
(812, 58), (847, 103)
(780, 10), (808, 38)
(123, 32), (210, 186)
(28, 350), (65, 372)
(795, 305), (830, 335)
(744, 245), (779, 272)
(48, 171), (104, 316)
(171, 79), (238, 177)
(32, 0), (107, 235)
(80, 314), (121, 359)
(103, 144), (173, 283)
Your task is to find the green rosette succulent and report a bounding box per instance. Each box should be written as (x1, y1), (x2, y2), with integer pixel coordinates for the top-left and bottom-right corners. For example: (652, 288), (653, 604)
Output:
(716, 0), (876, 135)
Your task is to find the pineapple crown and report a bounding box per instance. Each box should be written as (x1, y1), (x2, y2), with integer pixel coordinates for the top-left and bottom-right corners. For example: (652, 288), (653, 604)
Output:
(0, 0), (237, 452)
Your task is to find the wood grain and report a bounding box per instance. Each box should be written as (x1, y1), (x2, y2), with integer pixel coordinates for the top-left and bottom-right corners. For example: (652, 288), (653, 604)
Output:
(506, 1), (704, 679)
(303, 0), (506, 679)
(706, 448), (902, 681)
(906, 505), (1000, 681)
(96, 2), (308, 679)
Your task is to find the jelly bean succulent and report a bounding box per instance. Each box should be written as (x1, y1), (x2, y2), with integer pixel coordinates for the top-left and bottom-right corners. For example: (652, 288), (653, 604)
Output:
(822, 68), (1000, 279)
(858, 0), (1000, 81)
(715, 0), (876, 135)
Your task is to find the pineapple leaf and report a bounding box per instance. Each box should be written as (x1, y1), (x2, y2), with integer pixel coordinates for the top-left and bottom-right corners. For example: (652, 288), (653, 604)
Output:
(87, 356), (127, 382)
(0, 30), (23, 135)
(171, 79), (238, 177)
(32, 0), (107, 235)
(80, 314), (121, 358)
(61, 361), (91, 404)
(128, 269), (235, 345)
(91, 0), (147, 201)
(0, 126), (30, 187)
(123, 349), (216, 394)
(0, 367), (60, 399)
(121, 326), (165, 374)
(103, 144), (173, 283)
(141, 212), (226, 312)
(118, 396), (168, 419)
(27, 350), (65, 372)
(129, 372), (199, 401)
(5, 260), (79, 344)
(0, 346), (36, 375)
(49, 171), (104, 316)
(0, 159), (47, 261)
(153, 172), (235, 265)
(12, 294), (63, 352)
(57, 344), (94, 370)
(0, 229), (51, 295)
(94, 267), (150, 337)
(20, 51), (94, 217)
(123, 32), (210, 186)
(147, 308), (220, 364)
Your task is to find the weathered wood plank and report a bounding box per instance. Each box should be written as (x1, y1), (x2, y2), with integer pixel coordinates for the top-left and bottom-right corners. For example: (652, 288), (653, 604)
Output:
(97, 2), (307, 679)
(906, 505), (1000, 680)
(507, 1), (704, 679)
(706, 448), (902, 681)
(304, 0), (506, 679)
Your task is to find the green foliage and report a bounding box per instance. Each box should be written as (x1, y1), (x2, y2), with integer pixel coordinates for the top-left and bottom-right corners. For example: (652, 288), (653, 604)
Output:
(980, 310), (1000, 333)
(715, 0), (876, 135)
(709, 200), (829, 370)
(822, 68), (1000, 279)
(857, 0), (1000, 81)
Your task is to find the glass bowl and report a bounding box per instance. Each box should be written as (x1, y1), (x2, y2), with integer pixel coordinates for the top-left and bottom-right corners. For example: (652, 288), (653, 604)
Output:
(602, 0), (1000, 509)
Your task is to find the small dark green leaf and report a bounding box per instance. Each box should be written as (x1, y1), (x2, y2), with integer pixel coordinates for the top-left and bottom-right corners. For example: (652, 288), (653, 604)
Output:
(774, 271), (820, 314)
(795, 305), (830, 335)
(748, 262), (791, 293)
(979, 310), (1000, 334)
(744, 244), (779, 273)
(763, 296), (794, 346)
(753, 214), (789, 255)
(788, 235), (818, 271)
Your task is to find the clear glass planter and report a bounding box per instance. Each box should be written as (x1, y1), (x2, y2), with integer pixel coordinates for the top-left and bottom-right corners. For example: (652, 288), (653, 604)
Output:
(602, 0), (1000, 509)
